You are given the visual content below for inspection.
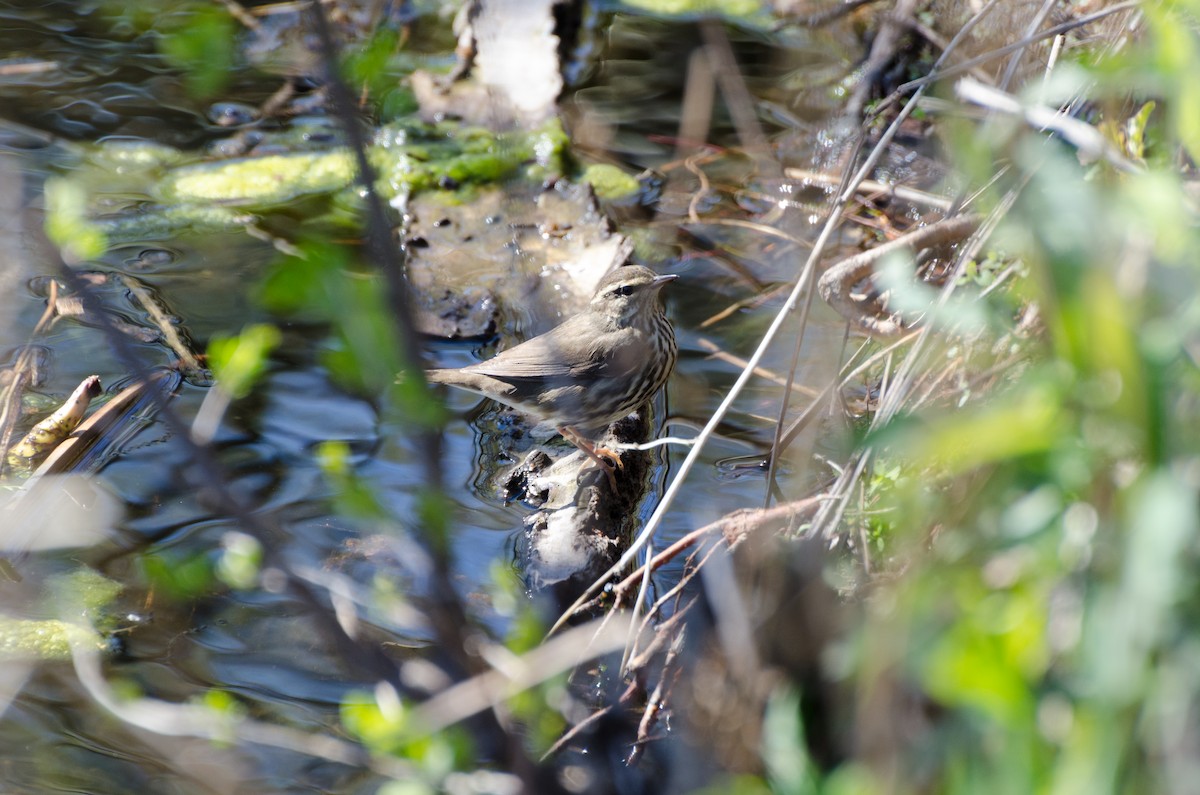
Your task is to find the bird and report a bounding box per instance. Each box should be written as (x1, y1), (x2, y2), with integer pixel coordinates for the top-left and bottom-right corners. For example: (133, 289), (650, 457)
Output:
(427, 265), (678, 488)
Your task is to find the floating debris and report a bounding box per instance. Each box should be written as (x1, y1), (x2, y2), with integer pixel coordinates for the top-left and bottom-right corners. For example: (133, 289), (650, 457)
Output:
(6, 375), (102, 474)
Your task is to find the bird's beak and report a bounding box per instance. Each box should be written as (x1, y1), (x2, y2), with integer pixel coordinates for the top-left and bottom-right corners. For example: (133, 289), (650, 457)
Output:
(651, 274), (679, 288)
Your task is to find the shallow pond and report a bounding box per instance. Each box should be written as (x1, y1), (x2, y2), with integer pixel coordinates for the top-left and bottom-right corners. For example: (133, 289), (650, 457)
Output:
(0, 2), (862, 790)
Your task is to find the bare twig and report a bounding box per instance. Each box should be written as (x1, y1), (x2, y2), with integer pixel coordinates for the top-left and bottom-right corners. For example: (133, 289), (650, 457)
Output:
(784, 168), (954, 211)
(696, 337), (821, 398)
(628, 630), (685, 765)
(998, 0), (1057, 91)
(677, 217), (813, 249)
(0, 280), (59, 476)
(616, 498), (823, 603)
(893, 2), (1140, 98)
(684, 153), (712, 224)
(0, 59), (57, 76)
(120, 275), (204, 375)
(541, 703), (614, 760)
(955, 78), (1140, 173)
(214, 0), (262, 31)
(677, 46), (716, 158)
(700, 20), (770, 164)
(413, 616), (632, 735)
(845, 0), (920, 121)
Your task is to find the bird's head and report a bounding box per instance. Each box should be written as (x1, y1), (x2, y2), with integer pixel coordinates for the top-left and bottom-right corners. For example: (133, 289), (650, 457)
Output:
(590, 265), (677, 326)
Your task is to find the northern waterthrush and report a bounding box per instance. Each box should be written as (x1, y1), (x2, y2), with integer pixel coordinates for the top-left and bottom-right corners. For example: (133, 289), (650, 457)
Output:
(427, 265), (678, 484)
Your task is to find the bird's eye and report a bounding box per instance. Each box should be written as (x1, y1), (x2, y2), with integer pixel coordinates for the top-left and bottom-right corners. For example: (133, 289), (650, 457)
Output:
(612, 284), (635, 297)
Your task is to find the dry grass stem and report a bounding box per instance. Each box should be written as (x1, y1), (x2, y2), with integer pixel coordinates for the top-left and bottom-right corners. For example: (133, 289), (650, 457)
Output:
(0, 280), (60, 475)
(120, 275), (204, 374)
(414, 616), (632, 735)
(696, 337), (821, 398)
(784, 168), (954, 211)
(894, 2), (1141, 97)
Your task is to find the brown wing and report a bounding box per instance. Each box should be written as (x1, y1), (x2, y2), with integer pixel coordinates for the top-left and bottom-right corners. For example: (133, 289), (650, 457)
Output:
(463, 315), (609, 381)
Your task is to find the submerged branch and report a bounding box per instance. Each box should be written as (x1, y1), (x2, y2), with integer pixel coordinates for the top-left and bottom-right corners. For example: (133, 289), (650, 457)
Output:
(817, 213), (984, 338)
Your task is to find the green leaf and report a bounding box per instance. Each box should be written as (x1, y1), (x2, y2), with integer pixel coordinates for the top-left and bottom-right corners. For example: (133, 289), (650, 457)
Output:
(158, 5), (236, 98)
(43, 178), (107, 263)
(207, 324), (282, 400)
(875, 380), (1065, 476)
(344, 29), (402, 105)
(140, 551), (216, 600)
(762, 686), (817, 795)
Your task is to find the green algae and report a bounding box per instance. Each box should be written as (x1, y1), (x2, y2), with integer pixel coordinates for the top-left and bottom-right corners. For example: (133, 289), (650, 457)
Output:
(67, 117), (569, 240)
(46, 568), (124, 617)
(97, 204), (256, 240)
(156, 119), (569, 209)
(615, 0), (770, 22)
(0, 617), (105, 660)
(580, 163), (642, 201)
(0, 568), (122, 660)
(161, 150), (359, 205)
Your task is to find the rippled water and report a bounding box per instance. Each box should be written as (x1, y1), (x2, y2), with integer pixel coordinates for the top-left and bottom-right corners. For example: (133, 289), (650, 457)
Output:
(0, 3), (857, 790)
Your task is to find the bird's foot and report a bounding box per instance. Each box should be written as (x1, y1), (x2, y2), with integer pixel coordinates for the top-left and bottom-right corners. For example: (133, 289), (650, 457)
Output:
(595, 458), (619, 492)
(560, 427), (622, 491)
(592, 446), (625, 470)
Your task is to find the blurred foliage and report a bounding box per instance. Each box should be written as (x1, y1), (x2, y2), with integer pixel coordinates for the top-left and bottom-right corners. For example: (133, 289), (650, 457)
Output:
(344, 28), (406, 116)
(157, 4), (236, 98)
(802, 7), (1200, 795)
(140, 548), (221, 601)
(206, 324), (281, 400)
(43, 178), (107, 263)
(342, 688), (474, 786)
(317, 440), (390, 519)
(215, 531), (262, 591)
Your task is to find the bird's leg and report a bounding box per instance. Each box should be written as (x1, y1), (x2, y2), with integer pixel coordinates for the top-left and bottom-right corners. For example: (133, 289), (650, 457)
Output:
(559, 426), (621, 490)
(561, 426), (624, 469)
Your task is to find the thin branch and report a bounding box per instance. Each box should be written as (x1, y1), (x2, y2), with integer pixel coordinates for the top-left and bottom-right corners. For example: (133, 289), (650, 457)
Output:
(893, 2), (1140, 98)
(816, 214), (984, 338)
(955, 78), (1140, 173)
(998, 0), (1057, 91)
(695, 337), (821, 398)
(784, 168), (954, 211)
(412, 617), (632, 735)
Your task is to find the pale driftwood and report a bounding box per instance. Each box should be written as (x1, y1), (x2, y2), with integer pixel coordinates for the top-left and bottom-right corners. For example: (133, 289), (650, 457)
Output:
(31, 369), (180, 478)
(411, 0), (564, 130)
(1, 370), (180, 554)
(784, 168), (954, 211)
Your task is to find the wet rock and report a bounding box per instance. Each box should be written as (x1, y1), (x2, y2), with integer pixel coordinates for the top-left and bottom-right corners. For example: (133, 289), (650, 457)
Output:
(516, 408), (656, 601)
(502, 450), (553, 504)
(407, 180), (629, 340)
(412, 286), (497, 340)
